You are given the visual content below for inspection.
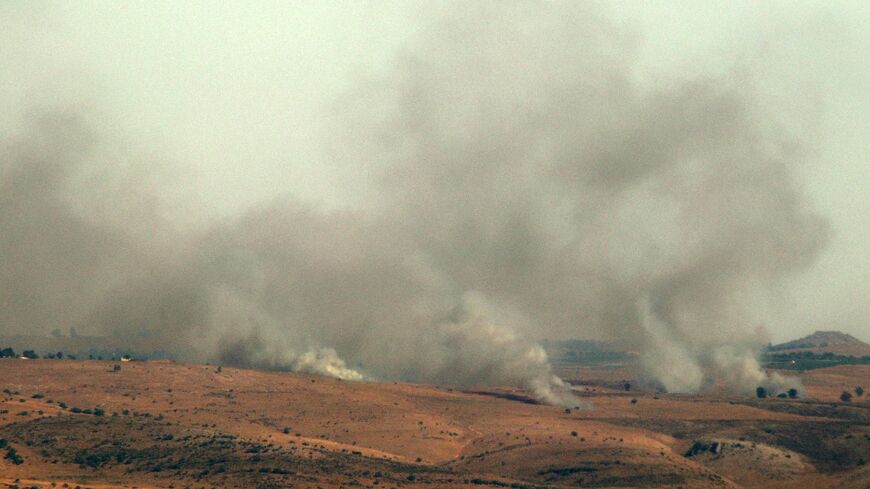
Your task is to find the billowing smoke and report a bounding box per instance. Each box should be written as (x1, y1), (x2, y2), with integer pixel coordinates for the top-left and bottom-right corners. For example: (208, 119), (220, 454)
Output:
(0, 4), (827, 403)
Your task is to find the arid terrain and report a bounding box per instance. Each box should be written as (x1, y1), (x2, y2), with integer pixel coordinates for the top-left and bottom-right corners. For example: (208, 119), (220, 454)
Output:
(1, 358), (868, 489)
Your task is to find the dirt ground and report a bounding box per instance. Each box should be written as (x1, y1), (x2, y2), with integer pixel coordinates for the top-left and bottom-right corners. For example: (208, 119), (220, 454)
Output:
(0, 360), (867, 488)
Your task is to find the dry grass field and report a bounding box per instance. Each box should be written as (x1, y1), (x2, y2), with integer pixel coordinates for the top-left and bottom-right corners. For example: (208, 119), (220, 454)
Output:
(1, 360), (868, 488)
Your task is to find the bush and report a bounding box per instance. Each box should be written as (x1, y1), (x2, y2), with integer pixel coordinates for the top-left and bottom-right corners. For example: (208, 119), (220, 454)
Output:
(93, 407), (105, 416)
(841, 391), (853, 402)
(756, 387), (767, 399)
(21, 350), (38, 359)
(856, 386), (864, 397)
(5, 446), (24, 465)
(787, 388), (798, 399)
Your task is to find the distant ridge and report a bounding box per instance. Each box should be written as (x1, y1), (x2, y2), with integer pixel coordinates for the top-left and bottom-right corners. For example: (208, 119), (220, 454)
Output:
(769, 330), (870, 356)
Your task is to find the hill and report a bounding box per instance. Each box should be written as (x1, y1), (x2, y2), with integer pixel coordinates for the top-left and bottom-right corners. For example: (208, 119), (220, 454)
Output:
(1, 359), (868, 488)
(768, 330), (870, 356)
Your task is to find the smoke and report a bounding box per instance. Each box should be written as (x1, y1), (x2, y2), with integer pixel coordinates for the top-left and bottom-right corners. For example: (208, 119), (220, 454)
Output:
(0, 3), (828, 403)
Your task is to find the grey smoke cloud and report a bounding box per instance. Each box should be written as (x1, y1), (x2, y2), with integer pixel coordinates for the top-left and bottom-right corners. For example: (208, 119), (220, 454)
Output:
(0, 3), (834, 401)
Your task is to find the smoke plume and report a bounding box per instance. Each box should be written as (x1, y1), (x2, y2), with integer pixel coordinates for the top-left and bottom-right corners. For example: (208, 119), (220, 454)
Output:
(0, 3), (827, 402)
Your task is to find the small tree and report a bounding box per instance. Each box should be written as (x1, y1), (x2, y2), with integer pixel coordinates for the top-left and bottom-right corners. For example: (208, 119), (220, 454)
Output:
(855, 386), (864, 397)
(756, 387), (767, 399)
(840, 391), (852, 402)
(623, 382), (631, 392)
(4, 446), (23, 465)
(787, 388), (798, 399)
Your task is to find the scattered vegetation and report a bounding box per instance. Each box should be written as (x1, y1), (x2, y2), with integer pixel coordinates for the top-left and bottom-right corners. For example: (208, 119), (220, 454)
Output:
(763, 351), (870, 370)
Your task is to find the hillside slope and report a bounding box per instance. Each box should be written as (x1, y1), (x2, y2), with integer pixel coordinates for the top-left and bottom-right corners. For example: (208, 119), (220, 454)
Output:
(0, 360), (867, 488)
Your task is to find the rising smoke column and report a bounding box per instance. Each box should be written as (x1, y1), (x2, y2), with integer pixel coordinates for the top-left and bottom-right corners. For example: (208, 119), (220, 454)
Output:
(0, 3), (827, 403)
(342, 2), (828, 395)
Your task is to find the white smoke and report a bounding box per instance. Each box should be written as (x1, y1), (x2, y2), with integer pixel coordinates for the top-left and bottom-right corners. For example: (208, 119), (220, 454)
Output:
(293, 348), (365, 381)
(0, 3), (830, 402)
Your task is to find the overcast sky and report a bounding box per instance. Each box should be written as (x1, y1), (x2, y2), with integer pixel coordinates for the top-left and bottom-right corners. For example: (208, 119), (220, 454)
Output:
(1, 1), (867, 343)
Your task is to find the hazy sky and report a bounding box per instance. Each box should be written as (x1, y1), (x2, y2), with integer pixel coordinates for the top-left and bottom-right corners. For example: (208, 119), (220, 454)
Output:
(1, 1), (867, 343)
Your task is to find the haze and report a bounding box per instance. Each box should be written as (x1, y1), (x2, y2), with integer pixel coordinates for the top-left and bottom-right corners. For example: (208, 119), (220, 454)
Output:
(0, 1), (867, 401)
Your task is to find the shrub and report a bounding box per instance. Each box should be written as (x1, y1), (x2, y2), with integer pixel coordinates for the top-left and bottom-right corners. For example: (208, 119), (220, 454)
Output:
(756, 387), (767, 399)
(787, 388), (798, 399)
(5, 446), (24, 465)
(93, 407), (105, 416)
(856, 386), (864, 397)
(841, 391), (853, 402)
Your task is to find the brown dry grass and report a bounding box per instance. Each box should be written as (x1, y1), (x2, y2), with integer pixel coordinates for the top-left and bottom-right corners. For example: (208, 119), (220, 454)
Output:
(0, 360), (867, 488)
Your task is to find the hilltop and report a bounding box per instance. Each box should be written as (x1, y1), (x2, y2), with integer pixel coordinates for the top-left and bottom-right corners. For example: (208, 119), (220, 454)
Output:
(768, 330), (870, 356)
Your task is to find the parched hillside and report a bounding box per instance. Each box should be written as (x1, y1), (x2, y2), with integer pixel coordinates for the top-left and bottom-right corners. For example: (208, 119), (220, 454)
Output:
(768, 331), (870, 356)
(0, 360), (868, 489)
